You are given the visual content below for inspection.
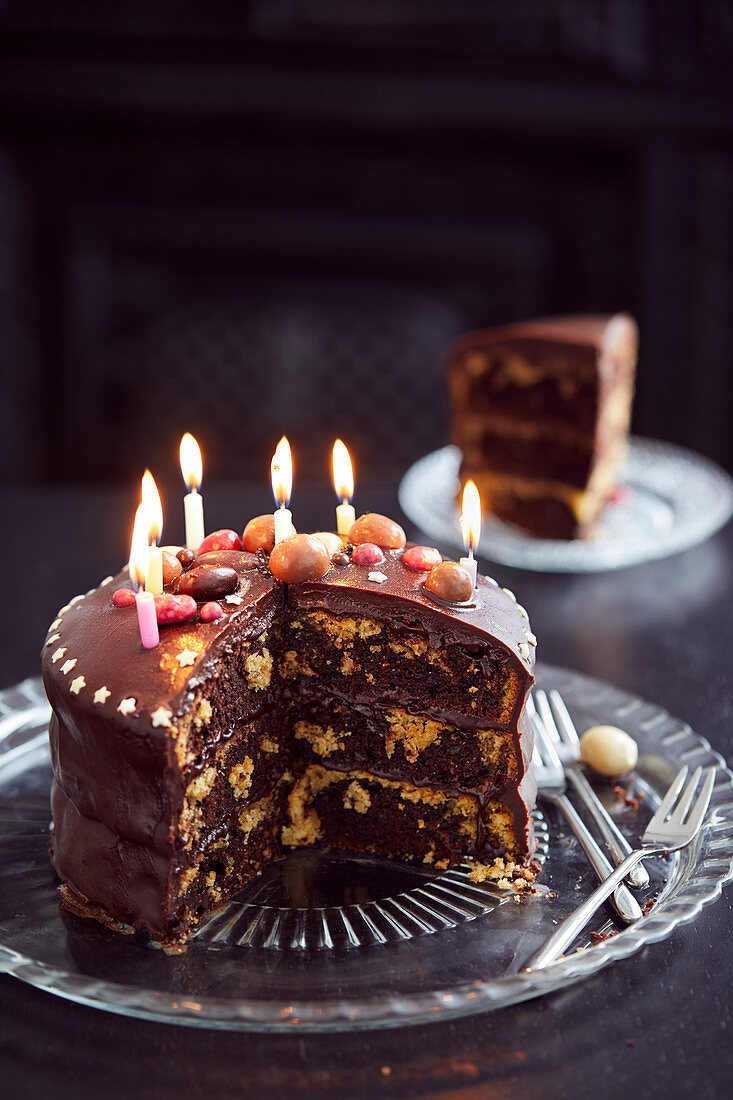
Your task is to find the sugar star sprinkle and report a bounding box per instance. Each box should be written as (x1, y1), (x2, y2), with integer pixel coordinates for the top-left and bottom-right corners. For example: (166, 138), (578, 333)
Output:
(177, 649), (197, 668)
(117, 698), (137, 716)
(225, 594), (243, 605)
(151, 706), (172, 728)
(51, 648), (67, 663)
(526, 631), (537, 647)
(368, 571), (388, 583)
(518, 641), (530, 660)
(60, 658), (77, 675)
(93, 686), (111, 705)
(70, 676), (86, 695)
(46, 633), (61, 646)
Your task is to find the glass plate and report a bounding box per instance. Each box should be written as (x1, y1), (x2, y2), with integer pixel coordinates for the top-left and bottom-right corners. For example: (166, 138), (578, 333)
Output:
(398, 438), (733, 573)
(1, 670), (731, 1032)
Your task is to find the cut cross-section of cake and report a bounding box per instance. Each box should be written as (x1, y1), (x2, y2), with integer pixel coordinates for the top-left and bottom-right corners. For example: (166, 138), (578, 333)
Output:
(42, 524), (537, 945)
(447, 314), (638, 539)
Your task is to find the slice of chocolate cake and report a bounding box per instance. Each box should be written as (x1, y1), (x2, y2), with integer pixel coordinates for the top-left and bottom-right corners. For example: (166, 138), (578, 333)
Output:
(42, 518), (537, 945)
(447, 314), (638, 539)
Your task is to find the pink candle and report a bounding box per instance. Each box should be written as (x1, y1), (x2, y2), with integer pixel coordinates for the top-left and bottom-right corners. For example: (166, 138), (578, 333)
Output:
(130, 503), (160, 649)
(135, 589), (159, 649)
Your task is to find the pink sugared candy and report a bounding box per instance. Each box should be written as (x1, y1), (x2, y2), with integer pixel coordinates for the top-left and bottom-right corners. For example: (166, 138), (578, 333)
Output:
(200, 601), (225, 623)
(402, 545), (442, 572)
(351, 542), (385, 566)
(154, 593), (197, 625)
(197, 529), (242, 555)
(112, 588), (136, 607)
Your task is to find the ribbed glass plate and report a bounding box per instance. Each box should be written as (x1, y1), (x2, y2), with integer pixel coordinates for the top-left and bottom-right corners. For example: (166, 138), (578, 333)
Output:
(0, 668), (732, 1031)
(398, 439), (733, 572)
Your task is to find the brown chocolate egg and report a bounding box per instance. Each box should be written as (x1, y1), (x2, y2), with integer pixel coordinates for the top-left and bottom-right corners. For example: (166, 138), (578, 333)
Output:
(161, 551), (183, 587)
(242, 514), (278, 554)
(311, 531), (343, 557)
(178, 565), (239, 601)
(424, 561), (473, 604)
(176, 548), (196, 570)
(269, 534), (330, 584)
(196, 550), (258, 572)
(348, 513), (406, 550)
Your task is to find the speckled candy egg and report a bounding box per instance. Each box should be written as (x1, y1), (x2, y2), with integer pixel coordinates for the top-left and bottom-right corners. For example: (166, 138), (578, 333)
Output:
(580, 725), (639, 778)
(242, 514), (278, 554)
(269, 534), (330, 584)
(424, 561), (473, 604)
(161, 551), (183, 587)
(348, 513), (406, 550)
(198, 529), (242, 555)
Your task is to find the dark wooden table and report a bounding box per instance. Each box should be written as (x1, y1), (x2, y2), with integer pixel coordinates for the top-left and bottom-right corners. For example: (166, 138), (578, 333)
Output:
(2, 481), (731, 1099)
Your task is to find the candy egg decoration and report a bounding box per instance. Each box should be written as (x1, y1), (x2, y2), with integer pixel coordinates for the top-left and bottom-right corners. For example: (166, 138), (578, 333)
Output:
(579, 725), (639, 779)
(269, 534), (331, 584)
(348, 513), (406, 550)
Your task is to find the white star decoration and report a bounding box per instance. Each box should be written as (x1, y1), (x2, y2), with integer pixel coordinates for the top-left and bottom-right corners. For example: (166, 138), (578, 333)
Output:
(70, 676), (86, 695)
(368, 571), (388, 584)
(93, 686), (111, 705)
(225, 594), (242, 605)
(518, 642), (530, 660)
(51, 648), (66, 664)
(60, 658), (77, 675)
(151, 706), (172, 728)
(526, 631), (537, 647)
(46, 633), (61, 647)
(117, 698), (137, 716)
(50, 618), (62, 631)
(176, 649), (197, 668)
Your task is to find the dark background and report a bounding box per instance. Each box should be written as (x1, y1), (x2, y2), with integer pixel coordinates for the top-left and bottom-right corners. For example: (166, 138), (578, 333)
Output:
(1, 1), (733, 495)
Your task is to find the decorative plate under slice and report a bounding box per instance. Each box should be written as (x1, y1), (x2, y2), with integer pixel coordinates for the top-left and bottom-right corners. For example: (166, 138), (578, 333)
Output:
(398, 438), (733, 573)
(0, 670), (732, 1032)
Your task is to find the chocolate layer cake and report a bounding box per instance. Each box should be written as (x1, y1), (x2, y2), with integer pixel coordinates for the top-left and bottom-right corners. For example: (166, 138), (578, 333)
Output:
(42, 529), (537, 945)
(447, 314), (638, 539)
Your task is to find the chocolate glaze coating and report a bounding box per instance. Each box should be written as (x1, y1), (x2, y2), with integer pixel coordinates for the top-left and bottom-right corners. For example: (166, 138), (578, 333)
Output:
(42, 545), (535, 941)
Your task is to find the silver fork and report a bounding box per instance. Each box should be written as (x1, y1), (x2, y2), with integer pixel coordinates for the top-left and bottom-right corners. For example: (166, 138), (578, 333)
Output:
(524, 764), (716, 970)
(532, 717), (643, 924)
(530, 690), (650, 890)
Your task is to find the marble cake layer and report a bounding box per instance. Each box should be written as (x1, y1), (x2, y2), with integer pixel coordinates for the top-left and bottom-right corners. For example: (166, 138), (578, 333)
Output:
(447, 313), (638, 539)
(42, 547), (536, 944)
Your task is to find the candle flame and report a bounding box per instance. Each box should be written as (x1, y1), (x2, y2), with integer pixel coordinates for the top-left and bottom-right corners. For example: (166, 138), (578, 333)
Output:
(332, 439), (354, 502)
(141, 469), (163, 545)
(271, 436), (293, 508)
(460, 480), (482, 554)
(129, 504), (149, 591)
(180, 433), (203, 492)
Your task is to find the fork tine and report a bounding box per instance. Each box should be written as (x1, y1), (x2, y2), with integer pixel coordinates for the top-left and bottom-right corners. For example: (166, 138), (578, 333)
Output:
(684, 768), (716, 836)
(548, 690), (581, 749)
(669, 766), (702, 824)
(535, 691), (562, 748)
(532, 713), (564, 770)
(649, 765), (689, 827)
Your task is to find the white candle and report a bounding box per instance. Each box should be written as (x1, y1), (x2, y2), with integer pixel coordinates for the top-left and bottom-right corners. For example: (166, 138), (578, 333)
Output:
(142, 470), (164, 595)
(336, 502), (356, 536)
(183, 489), (205, 552)
(271, 436), (294, 544)
(332, 439), (355, 537)
(274, 505), (295, 544)
(146, 546), (163, 596)
(460, 480), (482, 589)
(460, 551), (478, 588)
(180, 434), (205, 551)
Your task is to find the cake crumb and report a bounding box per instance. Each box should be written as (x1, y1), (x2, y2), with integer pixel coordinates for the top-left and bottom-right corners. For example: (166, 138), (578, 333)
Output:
(245, 648), (273, 690)
(343, 781), (371, 814)
(229, 757), (255, 799)
(260, 738), (280, 754)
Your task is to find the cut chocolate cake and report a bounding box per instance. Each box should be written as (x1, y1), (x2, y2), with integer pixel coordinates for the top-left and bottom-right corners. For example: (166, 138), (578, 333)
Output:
(42, 520), (537, 945)
(447, 314), (638, 539)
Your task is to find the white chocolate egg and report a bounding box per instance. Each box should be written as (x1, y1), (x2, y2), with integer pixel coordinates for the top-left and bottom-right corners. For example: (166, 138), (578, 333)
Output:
(579, 725), (639, 778)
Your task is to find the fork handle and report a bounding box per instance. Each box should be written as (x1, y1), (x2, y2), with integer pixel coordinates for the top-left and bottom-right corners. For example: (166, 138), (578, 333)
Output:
(565, 768), (650, 889)
(523, 845), (664, 971)
(553, 794), (643, 924)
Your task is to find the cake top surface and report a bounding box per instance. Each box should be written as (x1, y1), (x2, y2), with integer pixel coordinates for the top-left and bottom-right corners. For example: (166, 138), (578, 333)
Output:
(41, 537), (535, 727)
(447, 312), (637, 364)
